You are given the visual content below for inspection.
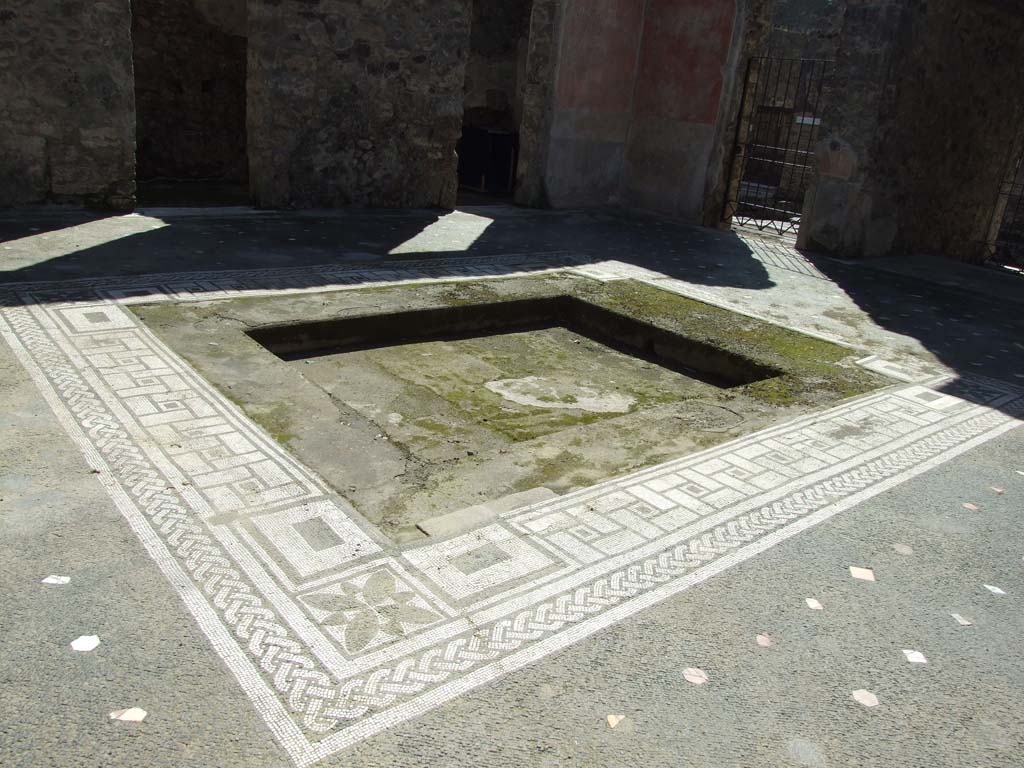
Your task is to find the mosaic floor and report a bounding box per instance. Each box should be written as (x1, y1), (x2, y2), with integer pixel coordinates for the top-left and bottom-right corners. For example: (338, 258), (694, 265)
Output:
(3, 252), (1021, 765)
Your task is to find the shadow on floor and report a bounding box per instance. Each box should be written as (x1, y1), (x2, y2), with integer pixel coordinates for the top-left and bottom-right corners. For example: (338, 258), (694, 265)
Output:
(0, 204), (776, 295)
(786, 241), (1024, 411)
(0, 202), (1021, 417)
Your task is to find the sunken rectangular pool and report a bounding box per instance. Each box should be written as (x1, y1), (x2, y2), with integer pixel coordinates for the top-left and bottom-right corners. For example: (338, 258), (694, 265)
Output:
(131, 273), (883, 540)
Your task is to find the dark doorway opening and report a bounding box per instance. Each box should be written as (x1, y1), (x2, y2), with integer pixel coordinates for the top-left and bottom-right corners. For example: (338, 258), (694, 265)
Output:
(132, 0), (249, 206)
(457, 0), (533, 203)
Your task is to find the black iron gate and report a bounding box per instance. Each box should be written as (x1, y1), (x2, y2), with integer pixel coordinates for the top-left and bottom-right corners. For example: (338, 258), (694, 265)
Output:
(989, 150), (1024, 270)
(723, 57), (834, 236)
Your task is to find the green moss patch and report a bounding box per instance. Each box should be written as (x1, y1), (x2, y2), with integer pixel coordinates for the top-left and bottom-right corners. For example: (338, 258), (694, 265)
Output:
(130, 272), (888, 535)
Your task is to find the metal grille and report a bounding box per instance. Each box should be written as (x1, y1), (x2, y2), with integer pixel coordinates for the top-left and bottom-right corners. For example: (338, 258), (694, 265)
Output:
(990, 152), (1024, 270)
(724, 57), (833, 236)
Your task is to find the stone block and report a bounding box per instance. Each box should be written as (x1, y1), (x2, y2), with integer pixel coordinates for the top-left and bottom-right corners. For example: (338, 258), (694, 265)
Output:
(797, 177), (860, 252)
(417, 487), (559, 539)
(814, 137), (858, 181)
(0, 0), (134, 208)
(247, 0), (471, 209)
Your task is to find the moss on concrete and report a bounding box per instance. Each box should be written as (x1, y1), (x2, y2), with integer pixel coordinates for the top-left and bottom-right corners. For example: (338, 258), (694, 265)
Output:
(217, 384), (298, 446)
(256, 403), (298, 446)
(130, 271), (889, 535)
(580, 279), (881, 407)
(515, 449), (589, 493)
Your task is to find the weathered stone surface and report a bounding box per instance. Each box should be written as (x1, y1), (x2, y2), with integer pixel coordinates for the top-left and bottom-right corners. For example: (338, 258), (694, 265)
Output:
(799, 0), (906, 256)
(416, 487), (557, 539)
(0, 0), (135, 208)
(132, 0), (248, 183)
(193, 0), (247, 37)
(247, 0), (472, 209)
(0, 136), (47, 207)
(802, 0), (1024, 261)
(880, 0), (1024, 262)
(769, 0), (843, 59)
(816, 137), (857, 180)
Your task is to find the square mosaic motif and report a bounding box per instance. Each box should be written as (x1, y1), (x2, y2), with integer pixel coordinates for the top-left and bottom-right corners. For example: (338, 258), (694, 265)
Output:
(251, 501), (382, 578)
(403, 524), (556, 601)
(1, 254), (1021, 766)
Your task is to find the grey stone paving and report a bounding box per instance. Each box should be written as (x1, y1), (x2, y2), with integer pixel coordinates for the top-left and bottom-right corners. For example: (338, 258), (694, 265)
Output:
(1, 205), (1022, 767)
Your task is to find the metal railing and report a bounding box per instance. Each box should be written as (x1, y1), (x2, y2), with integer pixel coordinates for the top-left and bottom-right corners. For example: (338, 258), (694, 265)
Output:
(724, 57), (834, 236)
(990, 153), (1024, 270)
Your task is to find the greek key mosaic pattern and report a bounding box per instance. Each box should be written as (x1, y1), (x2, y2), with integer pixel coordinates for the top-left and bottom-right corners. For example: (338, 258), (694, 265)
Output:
(1, 256), (1021, 766)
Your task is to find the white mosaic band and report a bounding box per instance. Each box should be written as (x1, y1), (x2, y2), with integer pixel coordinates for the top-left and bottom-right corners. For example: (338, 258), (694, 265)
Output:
(1, 254), (1020, 766)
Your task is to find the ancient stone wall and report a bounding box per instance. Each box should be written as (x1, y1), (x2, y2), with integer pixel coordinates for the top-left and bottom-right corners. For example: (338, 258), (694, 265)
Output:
(769, 0), (843, 59)
(132, 0), (248, 183)
(881, 0), (1024, 262)
(801, 0), (1024, 261)
(0, 0), (135, 208)
(798, 0), (911, 256)
(247, 0), (471, 209)
(193, 0), (247, 37)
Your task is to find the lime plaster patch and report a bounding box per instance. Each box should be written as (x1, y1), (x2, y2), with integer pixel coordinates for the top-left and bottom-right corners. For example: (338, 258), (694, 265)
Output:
(484, 376), (636, 413)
